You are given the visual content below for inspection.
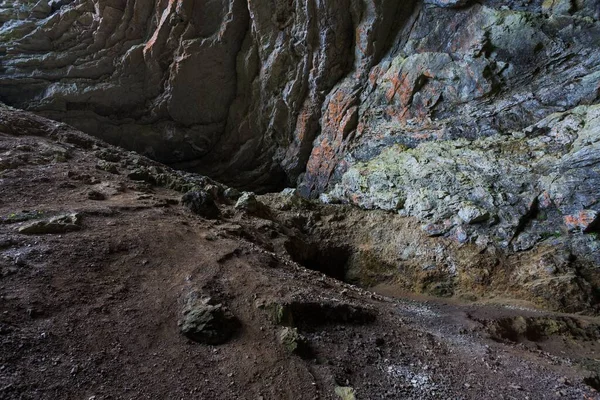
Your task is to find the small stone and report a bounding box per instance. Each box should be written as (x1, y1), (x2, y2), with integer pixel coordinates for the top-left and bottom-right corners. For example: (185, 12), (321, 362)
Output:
(319, 193), (333, 204)
(181, 190), (220, 219)
(557, 377), (570, 386)
(454, 225), (469, 244)
(204, 184), (220, 199)
(18, 213), (82, 235)
(564, 210), (598, 232)
(279, 327), (309, 357)
(127, 168), (153, 182)
(223, 188), (241, 203)
(179, 293), (239, 345)
(458, 203), (490, 224)
(334, 386), (356, 400)
(96, 161), (119, 174)
(234, 192), (264, 214)
(421, 223), (451, 237)
(281, 188), (298, 196)
(424, 0), (470, 7)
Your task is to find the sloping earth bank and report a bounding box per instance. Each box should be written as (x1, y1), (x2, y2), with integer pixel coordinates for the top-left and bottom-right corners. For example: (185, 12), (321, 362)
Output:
(2, 107), (600, 399)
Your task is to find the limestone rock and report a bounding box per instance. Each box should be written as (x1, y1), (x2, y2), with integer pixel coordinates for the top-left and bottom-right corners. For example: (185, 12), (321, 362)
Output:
(278, 327), (309, 356)
(223, 188), (241, 203)
(458, 203), (490, 225)
(0, 0), (597, 194)
(424, 0), (471, 8)
(234, 192), (265, 214)
(564, 210), (599, 233)
(327, 104), (600, 260)
(335, 386), (356, 400)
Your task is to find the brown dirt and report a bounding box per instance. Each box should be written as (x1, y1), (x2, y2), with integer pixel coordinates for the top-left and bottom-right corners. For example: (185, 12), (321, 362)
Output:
(1, 108), (600, 399)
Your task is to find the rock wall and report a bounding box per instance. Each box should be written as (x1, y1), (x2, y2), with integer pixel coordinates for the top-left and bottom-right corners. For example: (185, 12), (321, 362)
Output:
(3, 0), (598, 194)
(326, 105), (600, 295)
(0, 0), (413, 191)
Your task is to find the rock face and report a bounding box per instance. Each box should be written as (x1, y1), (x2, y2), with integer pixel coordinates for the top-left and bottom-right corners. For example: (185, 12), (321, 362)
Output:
(1, 0), (598, 194)
(0, 101), (597, 313)
(328, 105), (600, 251)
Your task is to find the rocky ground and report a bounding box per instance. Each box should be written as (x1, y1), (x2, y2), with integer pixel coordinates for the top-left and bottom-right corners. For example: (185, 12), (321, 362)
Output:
(2, 106), (600, 399)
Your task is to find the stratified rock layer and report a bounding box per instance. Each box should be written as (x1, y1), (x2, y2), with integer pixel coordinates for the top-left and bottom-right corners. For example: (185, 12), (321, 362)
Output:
(1, 0), (598, 193)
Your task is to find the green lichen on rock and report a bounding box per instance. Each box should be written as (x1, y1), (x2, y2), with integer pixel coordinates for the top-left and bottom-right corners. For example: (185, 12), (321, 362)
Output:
(263, 302), (294, 327)
(335, 386), (356, 400)
(18, 213), (82, 234)
(2, 210), (44, 224)
(278, 327), (308, 356)
(328, 105), (600, 251)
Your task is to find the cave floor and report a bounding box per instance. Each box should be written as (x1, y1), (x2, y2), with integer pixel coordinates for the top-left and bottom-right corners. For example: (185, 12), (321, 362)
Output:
(1, 114), (600, 399)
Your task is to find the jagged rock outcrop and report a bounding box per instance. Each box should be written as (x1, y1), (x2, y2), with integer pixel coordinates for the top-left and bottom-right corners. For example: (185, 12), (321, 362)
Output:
(327, 105), (600, 250)
(2, 0), (598, 194)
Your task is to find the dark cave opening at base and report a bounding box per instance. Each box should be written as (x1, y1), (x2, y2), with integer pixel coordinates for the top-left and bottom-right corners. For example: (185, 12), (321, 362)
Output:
(284, 239), (353, 283)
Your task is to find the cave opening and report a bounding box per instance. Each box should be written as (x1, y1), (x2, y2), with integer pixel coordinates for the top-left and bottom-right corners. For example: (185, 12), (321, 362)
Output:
(284, 239), (352, 282)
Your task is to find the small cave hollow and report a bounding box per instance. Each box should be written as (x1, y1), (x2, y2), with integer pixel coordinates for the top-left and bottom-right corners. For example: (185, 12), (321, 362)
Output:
(284, 238), (352, 282)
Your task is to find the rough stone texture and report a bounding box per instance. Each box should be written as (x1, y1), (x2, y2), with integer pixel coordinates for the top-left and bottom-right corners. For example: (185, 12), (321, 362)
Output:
(2, 0), (598, 194)
(181, 190), (220, 219)
(1, 100), (598, 313)
(327, 105), (600, 263)
(179, 292), (240, 345)
(1, 0), (599, 312)
(17, 212), (82, 234)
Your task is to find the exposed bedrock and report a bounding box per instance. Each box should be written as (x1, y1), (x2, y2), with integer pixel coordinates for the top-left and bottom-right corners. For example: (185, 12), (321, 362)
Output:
(2, 0), (598, 194)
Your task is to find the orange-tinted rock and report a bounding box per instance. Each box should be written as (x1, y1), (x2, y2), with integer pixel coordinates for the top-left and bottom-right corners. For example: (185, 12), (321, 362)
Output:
(564, 210), (599, 232)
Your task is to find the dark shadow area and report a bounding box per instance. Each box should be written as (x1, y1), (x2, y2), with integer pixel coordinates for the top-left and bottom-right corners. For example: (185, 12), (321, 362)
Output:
(284, 238), (352, 281)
